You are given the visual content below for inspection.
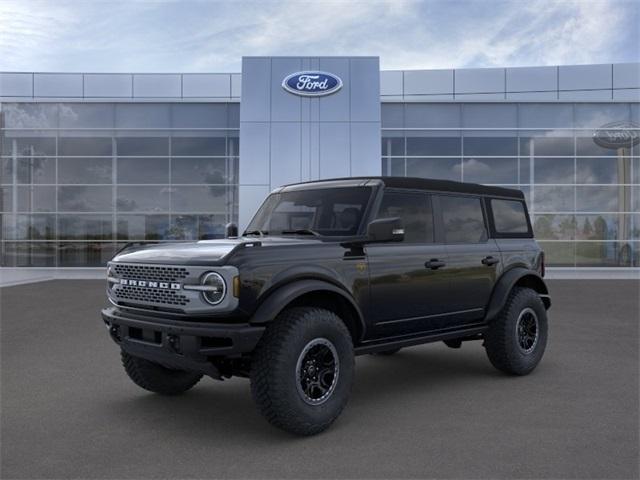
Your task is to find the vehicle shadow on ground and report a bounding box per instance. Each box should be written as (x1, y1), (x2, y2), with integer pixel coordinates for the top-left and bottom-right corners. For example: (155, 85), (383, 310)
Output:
(102, 345), (508, 441)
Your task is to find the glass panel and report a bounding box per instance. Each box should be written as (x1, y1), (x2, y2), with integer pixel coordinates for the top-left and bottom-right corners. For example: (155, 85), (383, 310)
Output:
(228, 104), (240, 127)
(574, 104), (630, 128)
(116, 186), (170, 212)
(406, 158), (461, 181)
(462, 158), (518, 184)
(576, 137), (627, 157)
(463, 104), (517, 128)
(575, 242), (635, 267)
(1, 158), (12, 183)
(519, 136), (574, 156)
(58, 186), (112, 212)
(116, 215), (170, 240)
(171, 186), (232, 213)
(171, 158), (229, 184)
(116, 157), (170, 184)
(58, 137), (112, 156)
(406, 137), (461, 156)
(533, 186), (575, 212)
(533, 158), (574, 184)
(114, 104), (170, 128)
(440, 195), (487, 243)
(533, 214), (575, 240)
(58, 242), (116, 267)
(1, 137), (56, 156)
(58, 158), (112, 184)
(576, 157), (630, 184)
(58, 214), (113, 240)
(171, 104), (228, 128)
(16, 157), (55, 184)
(491, 199), (529, 234)
(576, 186), (626, 212)
(59, 103), (114, 128)
(405, 104), (461, 128)
(463, 137), (517, 156)
(0, 187), (12, 211)
(2, 104), (58, 128)
(518, 104), (573, 129)
(538, 241), (575, 267)
(389, 158), (404, 176)
(381, 104), (404, 128)
(2, 214), (55, 240)
(381, 137), (404, 156)
(575, 214), (625, 241)
(1, 242), (57, 267)
(375, 191), (433, 243)
(17, 186), (56, 212)
(116, 137), (168, 156)
(171, 137), (226, 156)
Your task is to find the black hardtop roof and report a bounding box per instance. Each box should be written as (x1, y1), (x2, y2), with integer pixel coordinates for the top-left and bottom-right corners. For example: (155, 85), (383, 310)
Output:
(281, 176), (525, 199)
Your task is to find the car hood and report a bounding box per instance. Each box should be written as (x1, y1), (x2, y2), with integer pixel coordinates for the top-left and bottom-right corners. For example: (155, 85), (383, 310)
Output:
(111, 236), (324, 265)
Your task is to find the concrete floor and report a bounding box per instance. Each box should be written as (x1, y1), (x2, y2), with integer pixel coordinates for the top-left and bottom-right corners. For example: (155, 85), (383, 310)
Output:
(1, 280), (638, 479)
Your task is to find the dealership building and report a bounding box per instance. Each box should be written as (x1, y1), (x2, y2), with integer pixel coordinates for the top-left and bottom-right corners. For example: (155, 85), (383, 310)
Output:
(0, 57), (639, 280)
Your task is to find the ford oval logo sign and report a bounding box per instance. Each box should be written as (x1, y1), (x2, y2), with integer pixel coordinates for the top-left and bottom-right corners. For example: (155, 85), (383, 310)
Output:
(593, 121), (640, 149)
(282, 71), (343, 97)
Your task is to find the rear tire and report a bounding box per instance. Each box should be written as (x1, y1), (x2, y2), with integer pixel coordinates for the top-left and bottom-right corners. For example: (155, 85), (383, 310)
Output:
(121, 350), (202, 395)
(250, 307), (354, 436)
(484, 287), (548, 375)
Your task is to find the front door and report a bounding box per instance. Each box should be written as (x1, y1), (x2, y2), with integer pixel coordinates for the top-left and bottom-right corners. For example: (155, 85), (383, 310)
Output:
(366, 190), (450, 338)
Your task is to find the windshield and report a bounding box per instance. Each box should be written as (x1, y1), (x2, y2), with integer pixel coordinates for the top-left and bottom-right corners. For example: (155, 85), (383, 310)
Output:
(245, 186), (373, 237)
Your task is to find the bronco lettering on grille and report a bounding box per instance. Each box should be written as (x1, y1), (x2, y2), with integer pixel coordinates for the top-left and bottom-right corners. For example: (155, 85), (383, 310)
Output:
(119, 279), (181, 290)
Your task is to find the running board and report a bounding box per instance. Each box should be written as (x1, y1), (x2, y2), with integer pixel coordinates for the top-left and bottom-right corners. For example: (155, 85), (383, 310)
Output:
(354, 325), (488, 356)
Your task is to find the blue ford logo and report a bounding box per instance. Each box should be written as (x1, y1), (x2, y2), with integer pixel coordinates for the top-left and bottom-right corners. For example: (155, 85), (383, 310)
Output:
(282, 71), (343, 97)
(593, 121), (640, 149)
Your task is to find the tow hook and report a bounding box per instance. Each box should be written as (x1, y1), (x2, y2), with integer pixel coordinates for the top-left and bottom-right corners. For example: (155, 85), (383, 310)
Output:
(167, 334), (181, 353)
(109, 325), (121, 343)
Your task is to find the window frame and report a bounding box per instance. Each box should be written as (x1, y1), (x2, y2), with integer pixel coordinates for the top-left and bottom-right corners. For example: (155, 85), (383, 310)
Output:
(486, 197), (534, 239)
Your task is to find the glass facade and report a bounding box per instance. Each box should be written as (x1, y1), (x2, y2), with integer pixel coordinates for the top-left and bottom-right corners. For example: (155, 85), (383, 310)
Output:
(382, 103), (640, 268)
(0, 103), (239, 267)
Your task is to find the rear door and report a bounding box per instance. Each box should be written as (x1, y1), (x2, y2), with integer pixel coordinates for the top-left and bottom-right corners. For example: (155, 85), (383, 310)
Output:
(435, 194), (500, 326)
(366, 189), (450, 338)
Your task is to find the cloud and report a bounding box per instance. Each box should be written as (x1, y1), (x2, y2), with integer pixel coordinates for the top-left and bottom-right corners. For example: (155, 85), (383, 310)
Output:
(0, 0), (637, 73)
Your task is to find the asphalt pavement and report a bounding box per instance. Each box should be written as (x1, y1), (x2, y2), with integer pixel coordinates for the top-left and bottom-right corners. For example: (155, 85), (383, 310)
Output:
(1, 280), (638, 479)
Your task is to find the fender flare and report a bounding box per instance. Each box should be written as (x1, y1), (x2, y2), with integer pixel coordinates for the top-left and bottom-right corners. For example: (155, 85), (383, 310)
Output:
(484, 268), (550, 322)
(250, 279), (366, 340)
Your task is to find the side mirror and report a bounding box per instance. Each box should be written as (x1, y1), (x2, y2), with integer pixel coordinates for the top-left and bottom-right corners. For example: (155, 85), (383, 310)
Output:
(225, 222), (238, 238)
(366, 217), (404, 243)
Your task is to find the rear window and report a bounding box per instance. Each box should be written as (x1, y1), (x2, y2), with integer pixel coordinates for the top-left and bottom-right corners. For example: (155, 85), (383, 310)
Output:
(491, 199), (530, 234)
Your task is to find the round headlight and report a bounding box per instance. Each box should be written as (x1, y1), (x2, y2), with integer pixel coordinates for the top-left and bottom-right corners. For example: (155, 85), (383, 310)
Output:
(201, 272), (226, 305)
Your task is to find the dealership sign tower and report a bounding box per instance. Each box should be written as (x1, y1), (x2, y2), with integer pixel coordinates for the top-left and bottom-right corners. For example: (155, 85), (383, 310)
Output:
(238, 56), (381, 228)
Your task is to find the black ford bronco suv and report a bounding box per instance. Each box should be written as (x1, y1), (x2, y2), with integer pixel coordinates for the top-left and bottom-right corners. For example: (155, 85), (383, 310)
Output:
(102, 177), (550, 435)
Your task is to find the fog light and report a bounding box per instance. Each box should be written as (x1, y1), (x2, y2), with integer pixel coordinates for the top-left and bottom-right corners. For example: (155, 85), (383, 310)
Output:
(201, 272), (226, 305)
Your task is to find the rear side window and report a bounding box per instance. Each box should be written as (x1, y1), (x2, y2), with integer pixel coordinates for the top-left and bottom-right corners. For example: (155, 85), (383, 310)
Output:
(491, 199), (530, 234)
(375, 190), (434, 243)
(440, 195), (487, 243)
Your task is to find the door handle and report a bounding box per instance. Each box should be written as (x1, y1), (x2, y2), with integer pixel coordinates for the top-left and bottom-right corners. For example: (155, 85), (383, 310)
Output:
(481, 256), (500, 266)
(425, 259), (446, 270)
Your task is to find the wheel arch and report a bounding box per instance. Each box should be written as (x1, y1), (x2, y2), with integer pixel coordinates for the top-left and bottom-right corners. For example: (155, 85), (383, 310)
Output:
(250, 279), (366, 344)
(485, 268), (551, 322)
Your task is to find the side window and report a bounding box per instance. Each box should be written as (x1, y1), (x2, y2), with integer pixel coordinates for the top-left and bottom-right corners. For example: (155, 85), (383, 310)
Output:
(375, 190), (434, 243)
(491, 199), (530, 234)
(440, 195), (487, 243)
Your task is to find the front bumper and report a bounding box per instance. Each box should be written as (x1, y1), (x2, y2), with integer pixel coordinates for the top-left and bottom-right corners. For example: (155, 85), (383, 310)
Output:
(101, 307), (264, 378)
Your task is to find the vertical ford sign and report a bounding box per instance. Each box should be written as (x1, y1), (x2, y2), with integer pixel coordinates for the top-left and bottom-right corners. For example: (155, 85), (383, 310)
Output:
(282, 71), (343, 97)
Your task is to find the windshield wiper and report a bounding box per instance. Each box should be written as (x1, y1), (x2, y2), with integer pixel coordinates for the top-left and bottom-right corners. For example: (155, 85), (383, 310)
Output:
(281, 229), (320, 237)
(243, 229), (268, 236)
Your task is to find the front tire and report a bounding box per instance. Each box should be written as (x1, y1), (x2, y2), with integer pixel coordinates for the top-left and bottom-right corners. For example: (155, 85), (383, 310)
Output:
(484, 287), (548, 375)
(250, 307), (355, 436)
(121, 351), (202, 395)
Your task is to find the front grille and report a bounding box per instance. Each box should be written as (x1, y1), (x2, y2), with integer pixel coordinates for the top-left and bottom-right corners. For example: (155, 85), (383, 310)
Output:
(113, 264), (189, 283)
(115, 285), (190, 306)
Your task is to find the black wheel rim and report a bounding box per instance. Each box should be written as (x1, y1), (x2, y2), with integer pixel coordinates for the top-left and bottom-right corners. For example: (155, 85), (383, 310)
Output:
(296, 338), (339, 405)
(515, 307), (539, 354)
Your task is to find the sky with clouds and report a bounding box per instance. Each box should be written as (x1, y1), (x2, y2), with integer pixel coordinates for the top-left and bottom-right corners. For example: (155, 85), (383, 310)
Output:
(0, 0), (638, 73)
